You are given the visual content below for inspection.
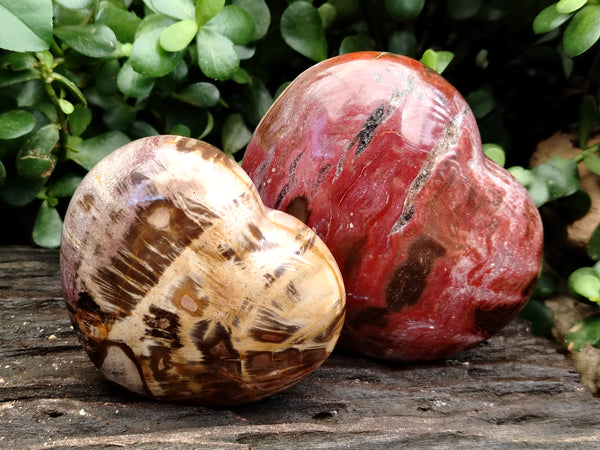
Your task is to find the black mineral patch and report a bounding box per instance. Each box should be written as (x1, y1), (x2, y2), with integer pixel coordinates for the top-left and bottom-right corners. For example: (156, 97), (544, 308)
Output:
(352, 104), (387, 161)
(385, 235), (446, 311)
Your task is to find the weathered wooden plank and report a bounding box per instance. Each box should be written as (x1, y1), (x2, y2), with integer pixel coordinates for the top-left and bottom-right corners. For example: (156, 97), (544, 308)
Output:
(1, 246), (600, 449)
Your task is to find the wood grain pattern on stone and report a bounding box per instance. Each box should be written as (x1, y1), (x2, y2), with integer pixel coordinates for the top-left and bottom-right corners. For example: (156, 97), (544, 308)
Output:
(2, 246), (600, 448)
(59, 136), (345, 406)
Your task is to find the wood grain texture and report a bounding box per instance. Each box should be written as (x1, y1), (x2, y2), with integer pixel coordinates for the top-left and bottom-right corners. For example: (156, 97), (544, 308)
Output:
(1, 246), (600, 449)
(59, 136), (345, 406)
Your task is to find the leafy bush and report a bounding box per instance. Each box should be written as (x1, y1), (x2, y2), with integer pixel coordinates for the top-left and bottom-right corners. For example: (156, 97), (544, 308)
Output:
(0, 1), (599, 344)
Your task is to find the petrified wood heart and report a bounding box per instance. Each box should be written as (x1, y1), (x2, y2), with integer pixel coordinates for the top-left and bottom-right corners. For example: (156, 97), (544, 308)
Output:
(242, 51), (543, 362)
(60, 135), (345, 405)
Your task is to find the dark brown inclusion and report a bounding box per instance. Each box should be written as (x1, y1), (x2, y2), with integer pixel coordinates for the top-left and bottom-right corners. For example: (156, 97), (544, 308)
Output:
(70, 291), (112, 368)
(175, 136), (200, 152)
(472, 304), (520, 338)
(191, 320), (240, 364)
(143, 304), (183, 349)
(249, 306), (300, 344)
(92, 197), (217, 316)
(385, 235), (446, 311)
(351, 103), (389, 161)
(285, 196), (311, 224)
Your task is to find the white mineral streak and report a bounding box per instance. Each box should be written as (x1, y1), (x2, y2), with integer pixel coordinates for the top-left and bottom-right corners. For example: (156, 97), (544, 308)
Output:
(389, 103), (465, 238)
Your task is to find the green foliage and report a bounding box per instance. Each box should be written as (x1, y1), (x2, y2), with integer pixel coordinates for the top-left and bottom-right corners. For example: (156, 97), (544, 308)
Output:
(281, 2), (327, 62)
(533, 1), (600, 57)
(566, 314), (600, 351)
(482, 143), (506, 167)
(0, 0), (53, 52)
(0, 0), (596, 327)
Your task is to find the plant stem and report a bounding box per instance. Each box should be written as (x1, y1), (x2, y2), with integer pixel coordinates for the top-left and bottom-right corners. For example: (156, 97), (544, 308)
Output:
(36, 54), (69, 160)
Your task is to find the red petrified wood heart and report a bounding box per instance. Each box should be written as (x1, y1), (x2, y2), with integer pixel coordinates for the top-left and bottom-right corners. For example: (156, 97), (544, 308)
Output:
(242, 51), (543, 362)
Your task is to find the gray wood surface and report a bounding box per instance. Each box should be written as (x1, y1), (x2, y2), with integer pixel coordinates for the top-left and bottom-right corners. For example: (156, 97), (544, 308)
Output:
(1, 246), (600, 449)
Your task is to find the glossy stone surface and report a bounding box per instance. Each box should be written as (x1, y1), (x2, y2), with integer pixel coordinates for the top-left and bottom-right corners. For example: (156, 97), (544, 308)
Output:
(60, 135), (345, 405)
(242, 52), (543, 362)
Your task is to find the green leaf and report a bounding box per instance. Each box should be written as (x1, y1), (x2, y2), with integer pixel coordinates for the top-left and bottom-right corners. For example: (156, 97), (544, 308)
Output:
(508, 166), (550, 207)
(566, 313), (600, 351)
(196, 28), (239, 80)
(205, 5), (255, 46)
(221, 113), (251, 154)
(466, 88), (495, 118)
(518, 299), (554, 337)
(95, 59), (120, 95)
(59, 98), (74, 115)
(95, 1), (142, 43)
(420, 49), (454, 74)
(136, 14), (176, 38)
(67, 130), (130, 170)
(572, 273), (600, 300)
(234, 44), (255, 60)
(196, 0), (225, 26)
(243, 76), (273, 126)
(54, 24), (118, 58)
(170, 123), (191, 137)
(531, 271), (559, 299)
(117, 60), (156, 97)
(47, 171), (83, 198)
(128, 120), (159, 139)
(588, 222), (600, 261)
(530, 156), (579, 204)
(554, 189), (591, 221)
(563, 5), (600, 57)
(388, 30), (417, 58)
(385, 0), (425, 21)
(339, 34), (375, 54)
(160, 20), (198, 52)
(578, 95), (598, 148)
(198, 110), (214, 139)
(55, 0), (93, 9)
(144, 0), (195, 20)
(175, 82), (220, 107)
(281, 2), (327, 62)
(232, 67), (251, 84)
(0, 109), (36, 139)
(15, 79), (46, 107)
(556, 0), (587, 14)
(0, 160), (5, 186)
(482, 143), (506, 167)
(568, 267), (600, 297)
(233, 0), (270, 40)
(0, 0), (53, 51)
(0, 52), (37, 71)
(511, 156), (579, 207)
(15, 123), (59, 180)
(131, 28), (186, 77)
(68, 103), (92, 136)
(102, 103), (137, 131)
(533, 4), (573, 34)
(317, 2), (336, 29)
(52, 73), (87, 107)
(0, 68), (39, 87)
(32, 199), (63, 248)
(0, 172), (46, 206)
(582, 152), (600, 177)
(447, 0), (482, 19)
